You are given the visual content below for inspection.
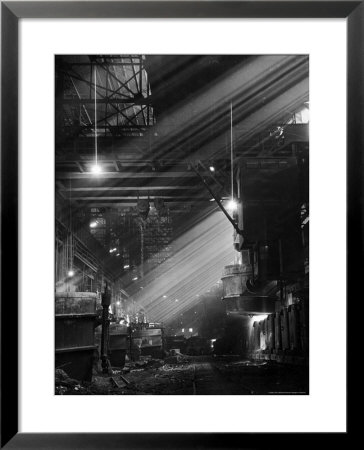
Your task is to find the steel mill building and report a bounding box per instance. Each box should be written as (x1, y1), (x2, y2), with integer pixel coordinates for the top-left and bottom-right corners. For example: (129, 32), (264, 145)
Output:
(55, 54), (309, 395)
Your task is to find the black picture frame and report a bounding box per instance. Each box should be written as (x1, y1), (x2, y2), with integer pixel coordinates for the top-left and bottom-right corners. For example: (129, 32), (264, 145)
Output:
(1, 1), (358, 448)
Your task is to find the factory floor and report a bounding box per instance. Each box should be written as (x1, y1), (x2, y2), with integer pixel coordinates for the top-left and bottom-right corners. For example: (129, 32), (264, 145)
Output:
(56, 355), (308, 395)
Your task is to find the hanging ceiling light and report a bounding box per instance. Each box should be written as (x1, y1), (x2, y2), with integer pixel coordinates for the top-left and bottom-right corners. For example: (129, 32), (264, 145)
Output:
(91, 164), (102, 174)
(226, 199), (238, 211)
(226, 103), (239, 215)
(91, 63), (102, 175)
(230, 102), (234, 205)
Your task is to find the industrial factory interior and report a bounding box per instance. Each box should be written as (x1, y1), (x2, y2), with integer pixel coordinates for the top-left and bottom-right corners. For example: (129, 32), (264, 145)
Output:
(55, 54), (309, 395)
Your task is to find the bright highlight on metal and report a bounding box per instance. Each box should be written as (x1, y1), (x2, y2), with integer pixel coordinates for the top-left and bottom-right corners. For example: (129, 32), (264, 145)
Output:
(251, 314), (268, 322)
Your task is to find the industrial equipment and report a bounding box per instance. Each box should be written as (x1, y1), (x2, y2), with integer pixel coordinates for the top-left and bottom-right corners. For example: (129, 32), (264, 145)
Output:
(55, 292), (97, 381)
(100, 284), (111, 373)
(95, 322), (129, 368)
(130, 323), (164, 359)
(164, 336), (187, 354)
(185, 336), (212, 356)
(221, 263), (276, 315)
(220, 156), (306, 317)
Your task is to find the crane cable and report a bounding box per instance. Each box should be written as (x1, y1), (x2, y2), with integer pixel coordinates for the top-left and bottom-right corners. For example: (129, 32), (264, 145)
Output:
(230, 101), (233, 200)
(94, 64), (98, 166)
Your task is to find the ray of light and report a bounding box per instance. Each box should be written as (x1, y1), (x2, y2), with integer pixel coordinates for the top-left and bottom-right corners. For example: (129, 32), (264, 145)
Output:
(128, 210), (236, 324)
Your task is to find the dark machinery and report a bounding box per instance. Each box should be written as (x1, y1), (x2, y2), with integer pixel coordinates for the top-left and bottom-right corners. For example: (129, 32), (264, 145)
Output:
(55, 292), (97, 381)
(129, 322), (164, 360)
(100, 284), (111, 373)
(219, 156), (307, 316)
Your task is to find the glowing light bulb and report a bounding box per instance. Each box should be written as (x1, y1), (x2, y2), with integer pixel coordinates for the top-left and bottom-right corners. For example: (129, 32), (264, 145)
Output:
(89, 221), (97, 228)
(91, 164), (102, 174)
(68, 270), (75, 277)
(209, 166), (215, 172)
(226, 199), (237, 211)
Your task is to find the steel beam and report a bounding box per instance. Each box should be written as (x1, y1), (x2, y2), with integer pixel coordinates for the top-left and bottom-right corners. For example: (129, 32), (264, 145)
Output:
(55, 171), (196, 179)
(61, 97), (152, 105)
(59, 186), (200, 191)
(67, 197), (211, 202)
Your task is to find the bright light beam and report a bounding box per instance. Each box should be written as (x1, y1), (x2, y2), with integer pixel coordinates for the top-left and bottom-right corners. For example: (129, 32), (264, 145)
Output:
(128, 211), (234, 324)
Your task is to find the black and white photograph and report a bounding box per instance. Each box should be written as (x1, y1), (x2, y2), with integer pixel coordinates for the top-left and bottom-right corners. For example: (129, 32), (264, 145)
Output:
(55, 54), (309, 396)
